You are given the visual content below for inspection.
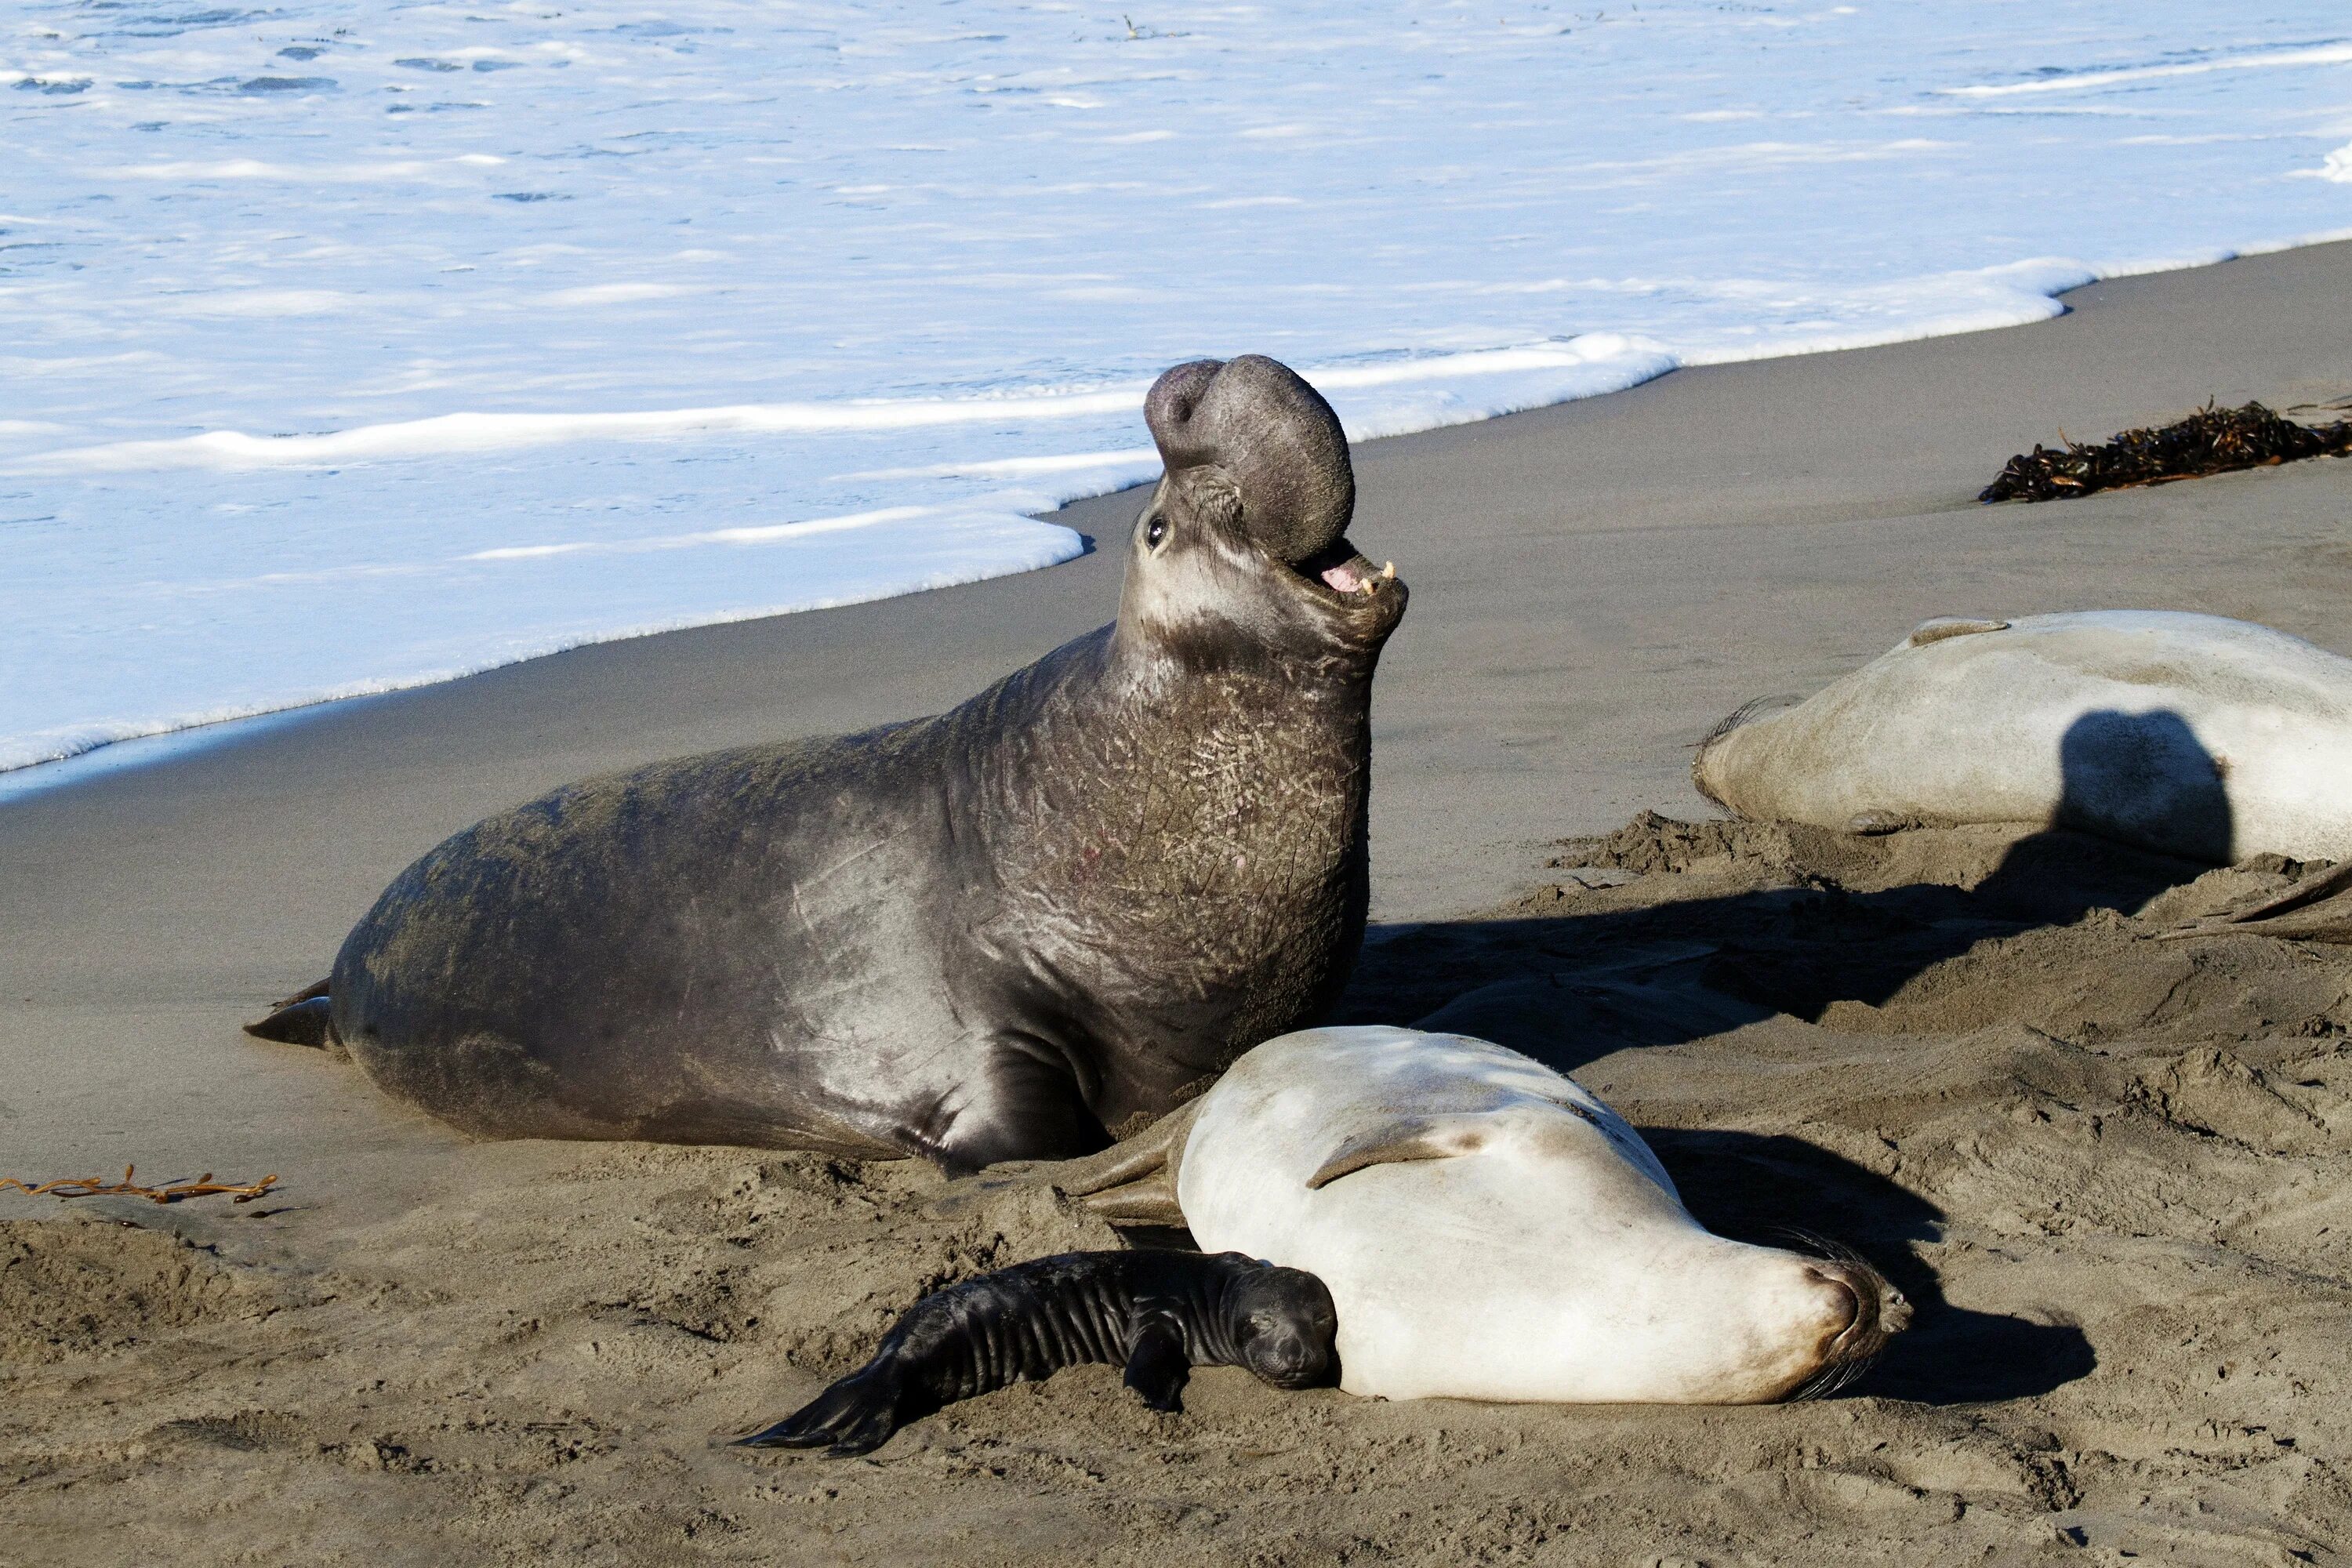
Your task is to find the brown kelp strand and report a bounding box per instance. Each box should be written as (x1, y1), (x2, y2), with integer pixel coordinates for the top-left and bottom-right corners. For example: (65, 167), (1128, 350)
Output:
(1980, 400), (2352, 503)
(0, 1165), (280, 1204)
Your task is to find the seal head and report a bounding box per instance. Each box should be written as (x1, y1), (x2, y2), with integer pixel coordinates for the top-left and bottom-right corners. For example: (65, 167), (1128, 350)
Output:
(1224, 1261), (1341, 1389)
(1145, 354), (1354, 567)
(1128, 356), (1399, 667)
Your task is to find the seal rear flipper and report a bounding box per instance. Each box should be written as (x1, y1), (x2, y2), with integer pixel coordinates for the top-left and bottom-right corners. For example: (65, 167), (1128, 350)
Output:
(272, 976), (332, 1008)
(2158, 857), (2352, 942)
(1021, 1096), (1205, 1225)
(244, 984), (337, 1050)
(737, 1366), (913, 1458)
(1120, 1312), (1192, 1413)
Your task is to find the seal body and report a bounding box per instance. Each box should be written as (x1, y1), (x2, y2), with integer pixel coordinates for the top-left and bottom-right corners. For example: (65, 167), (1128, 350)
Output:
(259, 357), (1406, 1172)
(1694, 611), (2352, 865)
(736, 1250), (1337, 1456)
(1087, 1027), (1904, 1404)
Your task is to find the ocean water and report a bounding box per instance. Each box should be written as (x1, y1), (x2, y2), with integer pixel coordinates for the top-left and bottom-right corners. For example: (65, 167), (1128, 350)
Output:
(5, 2), (2350, 776)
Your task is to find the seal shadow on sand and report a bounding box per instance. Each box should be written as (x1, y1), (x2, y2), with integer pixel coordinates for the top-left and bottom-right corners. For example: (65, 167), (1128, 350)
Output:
(1336, 710), (2240, 1406)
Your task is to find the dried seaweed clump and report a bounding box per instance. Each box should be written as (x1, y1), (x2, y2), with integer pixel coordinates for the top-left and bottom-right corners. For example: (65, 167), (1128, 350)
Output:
(1980, 400), (2352, 503)
(0, 1165), (279, 1204)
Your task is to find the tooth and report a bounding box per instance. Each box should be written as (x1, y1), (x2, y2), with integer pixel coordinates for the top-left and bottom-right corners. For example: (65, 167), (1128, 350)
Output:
(1381, 561), (1395, 579)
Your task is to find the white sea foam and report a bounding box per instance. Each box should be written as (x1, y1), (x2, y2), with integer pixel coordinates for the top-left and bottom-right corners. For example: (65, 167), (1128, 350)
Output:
(2, 506), (1081, 774)
(16, 392), (1156, 474)
(103, 155), (504, 180)
(1940, 42), (2352, 98)
(4, 1), (2350, 779)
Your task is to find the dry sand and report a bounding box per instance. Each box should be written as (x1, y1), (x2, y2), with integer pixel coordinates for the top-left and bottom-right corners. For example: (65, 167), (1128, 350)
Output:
(5, 240), (2352, 1565)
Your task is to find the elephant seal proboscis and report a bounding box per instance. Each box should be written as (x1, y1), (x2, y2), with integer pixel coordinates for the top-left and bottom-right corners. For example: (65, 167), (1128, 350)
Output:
(735, 1250), (1336, 1457)
(1038, 1026), (1907, 1404)
(1694, 610), (2352, 865)
(249, 355), (1406, 1171)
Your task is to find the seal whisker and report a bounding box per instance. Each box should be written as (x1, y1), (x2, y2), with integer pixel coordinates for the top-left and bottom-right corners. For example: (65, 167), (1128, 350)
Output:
(1691, 695), (1793, 754)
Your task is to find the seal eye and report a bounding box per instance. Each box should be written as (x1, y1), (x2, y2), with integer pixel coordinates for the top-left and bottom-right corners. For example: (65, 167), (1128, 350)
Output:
(1145, 515), (1168, 550)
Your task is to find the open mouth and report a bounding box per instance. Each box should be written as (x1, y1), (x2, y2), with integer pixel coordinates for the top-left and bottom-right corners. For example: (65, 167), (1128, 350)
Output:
(1294, 537), (1399, 600)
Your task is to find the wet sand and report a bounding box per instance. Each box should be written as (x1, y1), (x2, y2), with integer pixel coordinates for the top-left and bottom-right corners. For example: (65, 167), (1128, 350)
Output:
(5, 240), (2352, 1565)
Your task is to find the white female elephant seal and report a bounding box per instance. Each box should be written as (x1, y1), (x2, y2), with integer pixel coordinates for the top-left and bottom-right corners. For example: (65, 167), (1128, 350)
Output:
(1044, 1026), (1907, 1404)
(249, 355), (1406, 1174)
(1695, 610), (2352, 865)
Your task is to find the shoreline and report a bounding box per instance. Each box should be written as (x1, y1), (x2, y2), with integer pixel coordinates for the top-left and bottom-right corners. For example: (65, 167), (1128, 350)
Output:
(12, 228), (2352, 798)
(4, 232), (2352, 893)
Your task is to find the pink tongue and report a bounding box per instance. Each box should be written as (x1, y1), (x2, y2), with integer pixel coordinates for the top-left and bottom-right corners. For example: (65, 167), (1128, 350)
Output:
(1320, 561), (1366, 593)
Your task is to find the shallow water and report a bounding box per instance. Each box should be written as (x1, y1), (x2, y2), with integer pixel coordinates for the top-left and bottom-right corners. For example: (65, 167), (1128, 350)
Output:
(5, 1), (2349, 773)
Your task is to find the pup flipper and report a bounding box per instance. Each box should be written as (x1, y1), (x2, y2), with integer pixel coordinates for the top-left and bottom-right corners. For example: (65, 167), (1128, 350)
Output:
(736, 1367), (906, 1458)
(1121, 1313), (1191, 1413)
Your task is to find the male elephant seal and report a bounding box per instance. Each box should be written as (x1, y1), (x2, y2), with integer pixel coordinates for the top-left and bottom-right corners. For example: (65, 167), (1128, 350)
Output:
(249, 355), (1406, 1172)
(736, 1250), (1337, 1456)
(1694, 610), (2352, 864)
(1040, 1026), (1907, 1404)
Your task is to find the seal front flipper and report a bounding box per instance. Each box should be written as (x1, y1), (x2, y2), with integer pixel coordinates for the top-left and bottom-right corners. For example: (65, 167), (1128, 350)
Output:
(244, 978), (336, 1049)
(1304, 1113), (1494, 1190)
(736, 1365), (915, 1457)
(925, 1035), (1111, 1177)
(1121, 1312), (1192, 1413)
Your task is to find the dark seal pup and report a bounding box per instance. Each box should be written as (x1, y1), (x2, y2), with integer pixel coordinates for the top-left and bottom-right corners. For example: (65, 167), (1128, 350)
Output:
(735, 1250), (1338, 1457)
(250, 355), (1408, 1172)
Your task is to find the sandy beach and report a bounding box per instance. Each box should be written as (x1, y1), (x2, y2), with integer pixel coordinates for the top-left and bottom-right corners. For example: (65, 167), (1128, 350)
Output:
(6, 239), (2352, 1564)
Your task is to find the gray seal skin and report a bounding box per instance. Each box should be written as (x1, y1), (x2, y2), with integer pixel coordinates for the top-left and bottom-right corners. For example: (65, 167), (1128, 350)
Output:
(735, 1250), (1339, 1457)
(250, 354), (1406, 1173)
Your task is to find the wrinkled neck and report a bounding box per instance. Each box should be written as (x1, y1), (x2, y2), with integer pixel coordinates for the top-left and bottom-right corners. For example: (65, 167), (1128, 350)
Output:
(1106, 605), (1384, 699)
(964, 617), (1377, 1114)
